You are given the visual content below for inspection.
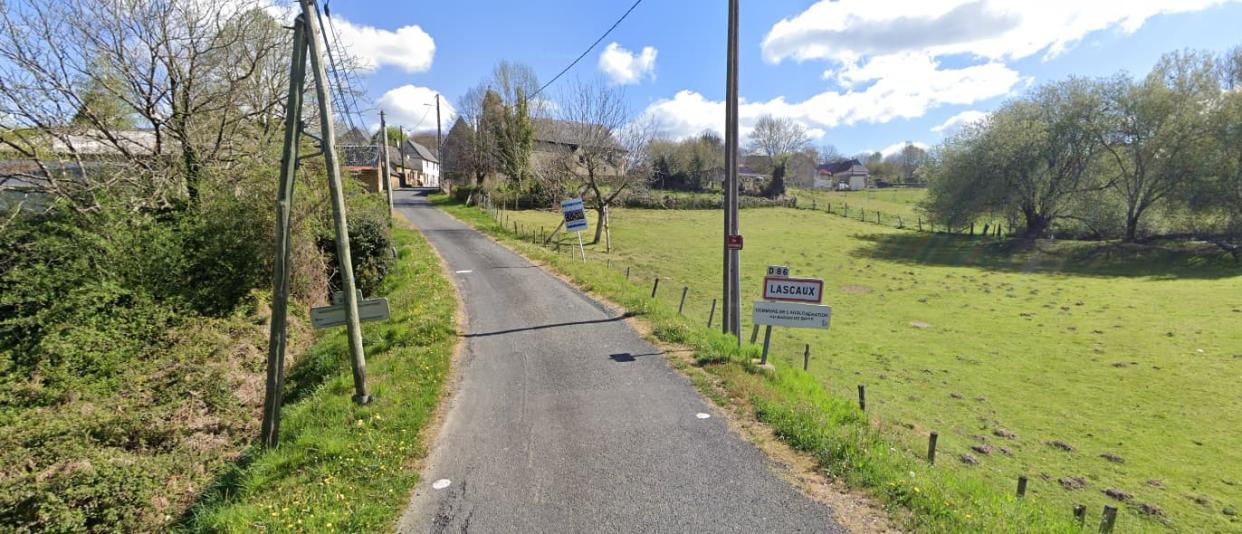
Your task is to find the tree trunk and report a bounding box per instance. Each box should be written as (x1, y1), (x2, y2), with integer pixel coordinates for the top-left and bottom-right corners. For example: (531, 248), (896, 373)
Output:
(1022, 209), (1049, 239)
(591, 203), (605, 245)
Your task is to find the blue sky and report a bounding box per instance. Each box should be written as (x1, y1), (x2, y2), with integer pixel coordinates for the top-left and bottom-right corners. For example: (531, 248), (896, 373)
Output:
(320, 0), (1242, 156)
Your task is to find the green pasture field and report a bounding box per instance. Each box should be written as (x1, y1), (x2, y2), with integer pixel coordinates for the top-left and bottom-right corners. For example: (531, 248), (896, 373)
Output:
(487, 202), (1242, 532)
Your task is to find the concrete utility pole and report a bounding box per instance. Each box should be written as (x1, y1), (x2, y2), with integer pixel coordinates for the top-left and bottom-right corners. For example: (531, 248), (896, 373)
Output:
(722, 0), (741, 342)
(379, 110), (394, 216)
(299, 0), (371, 404)
(261, 13), (309, 448)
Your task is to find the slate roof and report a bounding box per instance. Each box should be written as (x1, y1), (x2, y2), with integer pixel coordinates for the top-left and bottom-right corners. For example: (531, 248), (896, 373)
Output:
(533, 119), (625, 151)
(816, 159), (868, 175)
(401, 139), (438, 164)
(340, 145), (380, 167)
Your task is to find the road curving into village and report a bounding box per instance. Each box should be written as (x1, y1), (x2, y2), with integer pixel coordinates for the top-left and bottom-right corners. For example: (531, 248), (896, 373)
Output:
(395, 189), (842, 533)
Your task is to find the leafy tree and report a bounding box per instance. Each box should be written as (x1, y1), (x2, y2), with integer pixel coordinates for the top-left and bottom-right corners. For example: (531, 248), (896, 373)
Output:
(491, 88), (533, 184)
(70, 60), (135, 130)
(372, 126), (404, 147)
(1098, 51), (1220, 241)
(925, 78), (1108, 237)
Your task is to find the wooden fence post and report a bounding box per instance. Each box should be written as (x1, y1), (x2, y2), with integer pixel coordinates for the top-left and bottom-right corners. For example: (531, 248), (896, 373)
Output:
(927, 432), (939, 465)
(1099, 506), (1117, 533)
(803, 344), (810, 371)
(1017, 475), (1028, 498)
(858, 384), (866, 410)
(678, 286), (688, 315)
(707, 298), (716, 327)
(651, 277), (660, 298)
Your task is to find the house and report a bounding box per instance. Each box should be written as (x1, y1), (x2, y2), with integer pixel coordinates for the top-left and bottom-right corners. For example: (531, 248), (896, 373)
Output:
(814, 159), (870, 191)
(531, 119), (627, 178)
(397, 139), (439, 188)
(339, 144), (401, 193)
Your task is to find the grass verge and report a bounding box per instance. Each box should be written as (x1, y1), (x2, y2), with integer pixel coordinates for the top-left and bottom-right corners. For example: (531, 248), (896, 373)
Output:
(180, 222), (457, 532)
(431, 194), (1138, 534)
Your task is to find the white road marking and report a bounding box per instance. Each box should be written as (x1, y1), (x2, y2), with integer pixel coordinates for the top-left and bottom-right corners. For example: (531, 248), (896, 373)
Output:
(432, 479), (452, 490)
(455, 270), (472, 274)
(696, 413), (711, 419)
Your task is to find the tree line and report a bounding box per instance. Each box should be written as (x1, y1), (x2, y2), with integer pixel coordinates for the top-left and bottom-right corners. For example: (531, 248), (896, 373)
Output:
(924, 47), (1242, 252)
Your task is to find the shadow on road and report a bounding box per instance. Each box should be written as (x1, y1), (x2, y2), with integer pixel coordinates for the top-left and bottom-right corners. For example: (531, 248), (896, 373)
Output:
(465, 314), (638, 338)
(608, 352), (663, 362)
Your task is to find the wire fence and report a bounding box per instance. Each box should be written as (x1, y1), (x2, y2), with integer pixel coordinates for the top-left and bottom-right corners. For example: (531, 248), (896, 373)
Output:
(789, 194), (1012, 238)
(472, 196), (1127, 531)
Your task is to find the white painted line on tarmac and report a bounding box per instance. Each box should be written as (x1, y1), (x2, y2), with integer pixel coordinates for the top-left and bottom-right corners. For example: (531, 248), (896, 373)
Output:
(432, 479), (452, 490)
(455, 270), (472, 274)
(696, 413), (711, 419)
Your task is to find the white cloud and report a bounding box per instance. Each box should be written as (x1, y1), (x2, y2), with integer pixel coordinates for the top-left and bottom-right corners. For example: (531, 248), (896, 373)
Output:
(598, 42), (658, 85)
(330, 18), (436, 73)
(641, 54), (1022, 140)
(879, 141), (930, 157)
(257, 3), (436, 73)
(376, 85), (456, 133)
(762, 0), (1236, 65)
(932, 110), (990, 135)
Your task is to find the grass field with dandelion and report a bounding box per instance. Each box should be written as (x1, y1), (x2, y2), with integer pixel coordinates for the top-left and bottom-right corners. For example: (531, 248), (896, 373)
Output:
(458, 198), (1242, 532)
(181, 223), (458, 533)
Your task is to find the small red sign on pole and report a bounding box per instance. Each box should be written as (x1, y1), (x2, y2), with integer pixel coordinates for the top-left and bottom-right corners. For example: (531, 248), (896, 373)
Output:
(726, 234), (743, 250)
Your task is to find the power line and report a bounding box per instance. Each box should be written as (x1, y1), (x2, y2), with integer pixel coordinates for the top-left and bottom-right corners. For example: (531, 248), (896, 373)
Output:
(531, 0), (643, 98)
(322, 1), (369, 127)
(316, 1), (362, 132)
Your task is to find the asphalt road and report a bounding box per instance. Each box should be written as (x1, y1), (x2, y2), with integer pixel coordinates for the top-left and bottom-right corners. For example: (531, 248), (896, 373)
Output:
(395, 190), (842, 533)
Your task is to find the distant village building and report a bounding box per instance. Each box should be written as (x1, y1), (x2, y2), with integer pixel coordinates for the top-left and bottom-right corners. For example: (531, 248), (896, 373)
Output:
(335, 127), (440, 192)
(398, 139), (439, 188)
(339, 144), (395, 193)
(531, 119), (627, 178)
(815, 159), (870, 191)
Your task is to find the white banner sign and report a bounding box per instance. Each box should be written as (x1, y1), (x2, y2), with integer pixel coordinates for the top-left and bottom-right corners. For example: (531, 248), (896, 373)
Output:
(763, 276), (824, 303)
(752, 300), (831, 329)
(311, 298), (391, 329)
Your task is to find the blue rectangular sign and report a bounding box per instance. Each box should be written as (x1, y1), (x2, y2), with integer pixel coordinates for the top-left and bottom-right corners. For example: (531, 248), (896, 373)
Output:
(561, 198), (589, 233)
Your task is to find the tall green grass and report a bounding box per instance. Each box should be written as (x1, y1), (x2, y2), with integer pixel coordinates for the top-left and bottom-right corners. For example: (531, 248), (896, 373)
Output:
(181, 223), (457, 532)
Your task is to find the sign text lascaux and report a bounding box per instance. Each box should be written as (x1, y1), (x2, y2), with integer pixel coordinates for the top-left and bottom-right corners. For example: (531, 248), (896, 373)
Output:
(763, 276), (824, 303)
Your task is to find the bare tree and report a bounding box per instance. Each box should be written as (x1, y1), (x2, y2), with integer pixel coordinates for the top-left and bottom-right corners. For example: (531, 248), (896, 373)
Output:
(0, 0), (293, 211)
(553, 79), (642, 250)
(746, 114), (809, 166)
(817, 144), (843, 165)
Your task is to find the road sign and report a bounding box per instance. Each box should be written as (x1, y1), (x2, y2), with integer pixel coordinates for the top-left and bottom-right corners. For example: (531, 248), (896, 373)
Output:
(726, 234), (743, 250)
(752, 300), (831, 329)
(763, 276), (824, 303)
(766, 265), (789, 277)
(311, 298), (391, 329)
(561, 198), (589, 233)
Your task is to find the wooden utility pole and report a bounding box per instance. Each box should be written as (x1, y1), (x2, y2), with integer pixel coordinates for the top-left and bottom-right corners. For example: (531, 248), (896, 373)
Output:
(260, 13), (309, 448)
(300, 0), (370, 404)
(435, 94), (443, 168)
(398, 125), (407, 187)
(379, 110), (394, 218)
